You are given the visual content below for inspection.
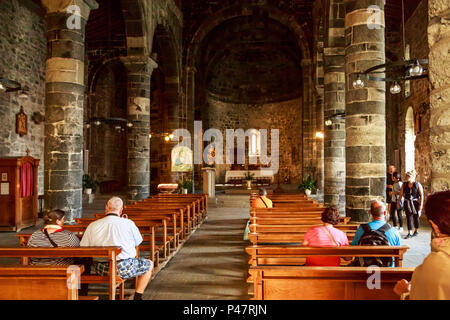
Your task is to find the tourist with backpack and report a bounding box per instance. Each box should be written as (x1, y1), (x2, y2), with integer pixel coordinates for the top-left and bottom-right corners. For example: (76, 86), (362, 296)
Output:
(397, 170), (424, 239)
(350, 201), (401, 267)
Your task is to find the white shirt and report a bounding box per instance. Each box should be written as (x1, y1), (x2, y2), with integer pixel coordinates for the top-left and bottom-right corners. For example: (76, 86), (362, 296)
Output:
(80, 214), (143, 260)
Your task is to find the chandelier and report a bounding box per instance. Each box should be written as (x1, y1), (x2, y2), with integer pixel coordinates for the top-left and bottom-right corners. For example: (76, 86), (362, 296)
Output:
(352, 0), (428, 94)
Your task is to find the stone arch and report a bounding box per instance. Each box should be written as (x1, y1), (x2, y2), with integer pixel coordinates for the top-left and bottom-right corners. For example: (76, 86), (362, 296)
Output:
(149, 24), (182, 193)
(186, 4), (311, 69)
(120, 0), (149, 55)
(405, 106), (415, 173)
(86, 60), (128, 192)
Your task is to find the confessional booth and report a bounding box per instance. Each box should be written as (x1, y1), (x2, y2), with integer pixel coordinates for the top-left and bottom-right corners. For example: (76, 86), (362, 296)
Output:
(0, 153), (39, 231)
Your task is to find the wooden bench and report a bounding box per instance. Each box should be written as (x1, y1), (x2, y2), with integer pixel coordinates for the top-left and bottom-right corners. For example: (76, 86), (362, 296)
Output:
(248, 224), (359, 245)
(246, 245), (409, 268)
(251, 207), (326, 214)
(0, 247), (123, 300)
(125, 204), (188, 236)
(0, 265), (93, 300)
(75, 217), (170, 262)
(250, 216), (352, 225)
(155, 193), (208, 214)
(121, 208), (183, 245)
(251, 266), (414, 300)
(139, 199), (201, 230)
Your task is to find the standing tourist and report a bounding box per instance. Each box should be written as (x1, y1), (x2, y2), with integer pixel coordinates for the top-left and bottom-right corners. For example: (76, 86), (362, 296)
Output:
(397, 170), (424, 239)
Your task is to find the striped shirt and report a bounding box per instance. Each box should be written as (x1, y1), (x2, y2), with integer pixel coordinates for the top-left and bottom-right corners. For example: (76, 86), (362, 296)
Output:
(27, 229), (80, 265)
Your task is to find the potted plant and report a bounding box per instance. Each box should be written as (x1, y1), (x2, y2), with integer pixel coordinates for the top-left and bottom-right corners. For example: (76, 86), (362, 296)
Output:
(244, 171), (255, 190)
(299, 176), (317, 196)
(181, 179), (193, 194)
(82, 174), (99, 195)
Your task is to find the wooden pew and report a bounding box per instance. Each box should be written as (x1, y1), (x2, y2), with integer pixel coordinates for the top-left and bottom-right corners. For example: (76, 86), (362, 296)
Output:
(121, 208), (183, 245)
(137, 200), (198, 231)
(0, 247), (123, 300)
(248, 224), (359, 245)
(155, 194), (208, 217)
(146, 195), (207, 224)
(250, 216), (352, 225)
(76, 217), (169, 261)
(245, 245), (409, 268)
(251, 207), (326, 214)
(0, 265), (93, 300)
(251, 266), (414, 300)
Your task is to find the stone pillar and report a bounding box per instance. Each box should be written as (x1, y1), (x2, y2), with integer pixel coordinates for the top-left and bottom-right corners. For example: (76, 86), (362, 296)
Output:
(121, 56), (158, 201)
(301, 59), (315, 180)
(324, 0), (346, 213)
(428, 0), (450, 192)
(202, 167), (216, 199)
(42, 0), (98, 221)
(344, 0), (386, 222)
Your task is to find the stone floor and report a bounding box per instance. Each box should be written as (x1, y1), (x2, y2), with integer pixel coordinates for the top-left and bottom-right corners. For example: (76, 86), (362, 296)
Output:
(144, 206), (251, 300)
(0, 194), (432, 300)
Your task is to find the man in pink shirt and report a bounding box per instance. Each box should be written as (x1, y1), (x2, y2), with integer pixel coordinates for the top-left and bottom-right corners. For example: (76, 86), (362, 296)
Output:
(302, 206), (349, 266)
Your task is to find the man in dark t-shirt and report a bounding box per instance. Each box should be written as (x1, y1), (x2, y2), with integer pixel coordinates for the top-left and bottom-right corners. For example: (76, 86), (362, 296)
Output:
(386, 165), (396, 213)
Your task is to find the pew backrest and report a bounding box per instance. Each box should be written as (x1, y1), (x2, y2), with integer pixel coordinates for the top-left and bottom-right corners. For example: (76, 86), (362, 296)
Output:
(0, 265), (84, 300)
(251, 266), (414, 300)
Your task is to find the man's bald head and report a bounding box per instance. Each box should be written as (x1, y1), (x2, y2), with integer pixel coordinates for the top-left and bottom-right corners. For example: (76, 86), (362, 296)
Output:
(106, 197), (123, 214)
(370, 201), (386, 219)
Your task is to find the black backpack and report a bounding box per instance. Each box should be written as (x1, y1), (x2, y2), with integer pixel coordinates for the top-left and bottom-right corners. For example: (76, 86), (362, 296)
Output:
(356, 223), (393, 267)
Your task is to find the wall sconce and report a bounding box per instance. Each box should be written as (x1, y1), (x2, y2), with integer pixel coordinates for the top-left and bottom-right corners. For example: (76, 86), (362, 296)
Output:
(315, 131), (324, 139)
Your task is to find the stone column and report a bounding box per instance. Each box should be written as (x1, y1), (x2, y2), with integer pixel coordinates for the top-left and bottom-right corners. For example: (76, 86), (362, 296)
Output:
(324, 0), (346, 213)
(344, 0), (386, 222)
(428, 0), (450, 192)
(42, 0), (98, 221)
(301, 59), (315, 180)
(121, 56), (158, 201)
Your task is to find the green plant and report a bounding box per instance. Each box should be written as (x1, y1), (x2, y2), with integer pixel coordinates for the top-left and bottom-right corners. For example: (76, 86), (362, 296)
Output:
(298, 176), (317, 191)
(243, 171), (255, 181)
(82, 174), (99, 193)
(181, 180), (193, 193)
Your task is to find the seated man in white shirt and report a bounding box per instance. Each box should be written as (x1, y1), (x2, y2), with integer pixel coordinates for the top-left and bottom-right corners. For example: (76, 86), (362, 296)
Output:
(80, 197), (153, 300)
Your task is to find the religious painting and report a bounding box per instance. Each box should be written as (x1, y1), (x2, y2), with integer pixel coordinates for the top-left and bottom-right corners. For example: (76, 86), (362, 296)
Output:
(171, 146), (193, 172)
(16, 106), (27, 137)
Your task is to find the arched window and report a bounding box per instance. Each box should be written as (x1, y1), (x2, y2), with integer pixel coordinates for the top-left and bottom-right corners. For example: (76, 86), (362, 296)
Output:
(405, 107), (415, 173)
(248, 129), (261, 158)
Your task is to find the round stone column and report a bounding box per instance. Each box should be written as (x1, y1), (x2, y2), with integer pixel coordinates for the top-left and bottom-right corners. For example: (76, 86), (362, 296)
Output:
(324, 52), (346, 213)
(42, 0), (98, 221)
(121, 56), (158, 201)
(344, 0), (386, 222)
(428, 0), (450, 192)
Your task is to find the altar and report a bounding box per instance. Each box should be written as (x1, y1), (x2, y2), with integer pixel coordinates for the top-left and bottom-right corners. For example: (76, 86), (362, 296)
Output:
(225, 170), (275, 183)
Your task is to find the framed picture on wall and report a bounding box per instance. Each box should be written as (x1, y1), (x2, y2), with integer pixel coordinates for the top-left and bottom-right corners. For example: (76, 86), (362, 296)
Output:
(1, 173), (7, 182)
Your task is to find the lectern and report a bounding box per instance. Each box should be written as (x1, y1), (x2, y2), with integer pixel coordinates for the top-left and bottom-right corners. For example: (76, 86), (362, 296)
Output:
(0, 152), (40, 231)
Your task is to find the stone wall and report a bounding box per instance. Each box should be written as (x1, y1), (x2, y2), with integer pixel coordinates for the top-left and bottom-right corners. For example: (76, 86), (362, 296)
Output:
(385, 0), (431, 195)
(0, 0), (46, 194)
(428, 0), (450, 192)
(401, 0), (431, 195)
(207, 96), (303, 185)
